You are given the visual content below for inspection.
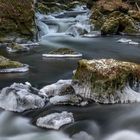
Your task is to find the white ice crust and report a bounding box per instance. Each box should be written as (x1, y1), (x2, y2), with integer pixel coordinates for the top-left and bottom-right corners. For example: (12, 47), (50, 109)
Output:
(36, 111), (74, 130)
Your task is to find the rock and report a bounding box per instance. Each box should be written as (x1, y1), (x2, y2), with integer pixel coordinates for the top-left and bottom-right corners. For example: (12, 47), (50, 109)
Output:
(7, 42), (30, 53)
(128, 10), (140, 22)
(36, 111), (74, 130)
(89, 0), (140, 35)
(42, 48), (82, 58)
(0, 55), (22, 69)
(101, 12), (138, 35)
(73, 59), (140, 103)
(0, 82), (45, 112)
(0, 0), (36, 42)
(49, 94), (86, 106)
(39, 80), (73, 97)
(0, 55), (29, 73)
(36, 0), (86, 14)
(39, 80), (88, 106)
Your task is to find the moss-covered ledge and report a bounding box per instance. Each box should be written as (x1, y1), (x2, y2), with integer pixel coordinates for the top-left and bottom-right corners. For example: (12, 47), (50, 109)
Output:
(73, 59), (140, 103)
(0, 0), (36, 42)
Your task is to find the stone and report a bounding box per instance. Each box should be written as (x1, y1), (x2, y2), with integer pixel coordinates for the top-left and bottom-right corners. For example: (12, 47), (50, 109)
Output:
(0, 55), (23, 69)
(101, 12), (138, 35)
(36, 111), (74, 130)
(39, 80), (88, 106)
(7, 42), (30, 53)
(89, 0), (140, 35)
(0, 0), (36, 42)
(0, 82), (45, 112)
(73, 59), (140, 103)
(42, 48), (82, 58)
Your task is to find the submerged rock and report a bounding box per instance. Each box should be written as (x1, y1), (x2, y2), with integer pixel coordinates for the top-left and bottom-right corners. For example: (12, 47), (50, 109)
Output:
(42, 48), (82, 58)
(36, 111), (74, 130)
(0, 82), (45, 112)
(73, 59), (140, 103)
(66, 22), (90, 37)
(0, 55), (29, 73)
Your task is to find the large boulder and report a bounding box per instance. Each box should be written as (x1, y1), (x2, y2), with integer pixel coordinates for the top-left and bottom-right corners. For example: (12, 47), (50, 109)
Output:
(73, 59), (140, 103)
(0, 0), (36, 42)
(0, 82), (45, 112)
(89, 0), (140, 35)
(101, 11), (138, 35)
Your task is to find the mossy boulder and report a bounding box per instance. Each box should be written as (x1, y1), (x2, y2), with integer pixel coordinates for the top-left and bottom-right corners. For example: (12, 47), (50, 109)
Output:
(0, 55), (23, 69)
(0, 0), (35, 42)
(101, 12), (138, 35)
(73, 59), (140, 103)
(89, 0), (140, 35)
(49, 48), (77, 55)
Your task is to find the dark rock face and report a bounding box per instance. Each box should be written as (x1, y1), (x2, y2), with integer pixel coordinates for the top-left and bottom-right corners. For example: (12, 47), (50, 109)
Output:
(0, 0), (36, 42)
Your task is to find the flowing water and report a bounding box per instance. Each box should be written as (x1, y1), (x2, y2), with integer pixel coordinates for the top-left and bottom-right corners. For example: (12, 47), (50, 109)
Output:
(0, 5), (140, 140)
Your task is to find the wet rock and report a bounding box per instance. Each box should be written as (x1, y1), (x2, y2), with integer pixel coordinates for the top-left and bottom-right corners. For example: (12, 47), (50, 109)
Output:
(89, 0), (140, 35)
(73, 59), (140, 103)
(0, 82), (45, 112)
(101, 12), (138, 35)
(42, 48), (82, 58)
(36, 111), (74, 130)
(36, 0), (86, 14)
(0, 55), (22, 69)
(39, 80), (88, 106)
(117, 38), (139, 45)
(39, 80), (72, 97)
(7, 42), (30, 53)
(0, 0), (36, 42)
(49, 94), (86, 106)
(66, 22), (90, 37)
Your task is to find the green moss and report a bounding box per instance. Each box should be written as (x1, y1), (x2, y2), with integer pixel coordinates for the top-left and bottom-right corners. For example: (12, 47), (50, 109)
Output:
(73, 59), (140, 95)
(0, 55), (23, 69)
(49, 48), (77, 55)
(0, 0), (35, 40)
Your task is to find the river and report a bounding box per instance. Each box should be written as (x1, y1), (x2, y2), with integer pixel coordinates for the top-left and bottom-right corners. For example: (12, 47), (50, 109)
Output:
(0, 5), (140, 140)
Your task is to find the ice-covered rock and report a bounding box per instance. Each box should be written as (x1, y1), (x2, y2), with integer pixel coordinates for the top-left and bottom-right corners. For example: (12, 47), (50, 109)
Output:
(39, 80), (72, 97)
(0, 55), (29, 73)
(36, 111), (74, 130)
(49, 94), (87, 106)
(0, 64), (29, 73)
(0, 83), (45, 112)
(66, 22), (91, 37)
(73, 59), (140, 104)
(39, 79), (88, 106)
